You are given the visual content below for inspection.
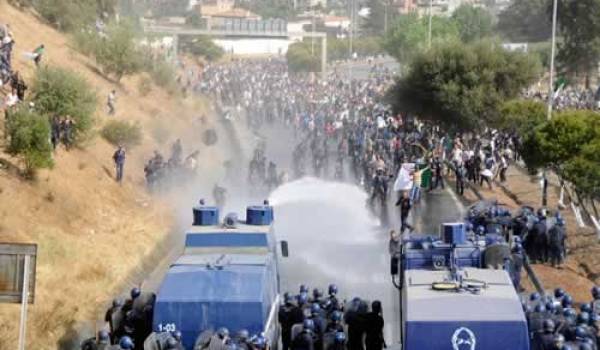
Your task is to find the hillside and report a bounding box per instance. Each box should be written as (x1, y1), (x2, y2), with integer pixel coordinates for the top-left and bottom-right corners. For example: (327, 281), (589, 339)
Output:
(0, 3), (230, 349)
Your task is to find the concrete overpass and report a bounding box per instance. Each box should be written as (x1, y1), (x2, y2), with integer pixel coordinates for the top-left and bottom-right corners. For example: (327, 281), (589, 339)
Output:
(143, 25), (328, 77)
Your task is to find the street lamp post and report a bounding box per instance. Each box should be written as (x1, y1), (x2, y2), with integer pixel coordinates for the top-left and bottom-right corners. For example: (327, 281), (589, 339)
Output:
(542, 0), (558, 207)
(428, 0), (433, 48)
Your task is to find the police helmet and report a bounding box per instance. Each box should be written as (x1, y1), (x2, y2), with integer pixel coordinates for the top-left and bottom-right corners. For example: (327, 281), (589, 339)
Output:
(165, 337), (179, 350)
(592, 286), (600, 300)
(534, 303), (546, 313)
(579, 343), (593, 350)
(522, 303), (532, 313)
(545, 302), (557, 313)
(172, 331), (182, 342)
(581, 303), (593, 314)
(553, 333), (565, 346)
(328, 284), (338, 296)
(334, 332), (346, 344)
(297, 292), (309, 305)
(312, 288), (323, 299)
(475, 226), (485, 235)
(465, 222), (473, 232)
(130, 288), (141, 300)
(554, 288), (566, 299)
(578, 312), (590, 325)
(112, 298), (123, 308)
(98, 330), (110, 343)
(303, 319), (315, 331)
(530, 292), (541, 302)
(310, 303), (321, 315)
(575, 326), (587, 339)
(237, 329), (249, 341)
(543, 319), (556, 333)
(332, 311), (343, 322)
(562, 295), (573, 307)
(119, 336), (134, 350)
(251, 335), (267, 350)
(537, 208), (547, 218)
(557, 217), (565, 226)
(300, 284), (309, 294)
(284, 293), (293, 304)
(513, 243), (523, 253)
(513, 236), (522, 244)
(217, 328), (230, 339)
(563, 308), (577, 319)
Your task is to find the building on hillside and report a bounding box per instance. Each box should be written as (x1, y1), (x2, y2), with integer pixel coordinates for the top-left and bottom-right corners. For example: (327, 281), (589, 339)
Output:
(293, 0), (327, 12)
(395, 0), (418, 14)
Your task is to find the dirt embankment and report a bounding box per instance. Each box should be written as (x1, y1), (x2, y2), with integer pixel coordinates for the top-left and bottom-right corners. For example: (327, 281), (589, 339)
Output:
(0, 3), (228, 349)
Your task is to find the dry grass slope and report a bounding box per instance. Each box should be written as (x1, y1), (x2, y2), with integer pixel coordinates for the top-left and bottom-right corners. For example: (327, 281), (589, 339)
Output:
(0, 3), (225, 349)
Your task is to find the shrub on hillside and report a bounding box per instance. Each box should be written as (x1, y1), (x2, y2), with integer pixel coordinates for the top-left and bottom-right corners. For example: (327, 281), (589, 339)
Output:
(72, 28), (101, 57)
(95, 21), (142, 82)
(180, 36), (224, 62)
(101, 120), (142, 148)
(34, 0), (97, 32)
(32, 66), (97, 143)
(5, 107), (53, 178)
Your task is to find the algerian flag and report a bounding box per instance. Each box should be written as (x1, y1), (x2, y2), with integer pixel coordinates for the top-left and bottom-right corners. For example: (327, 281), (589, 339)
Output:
(553, 76), (567, 99)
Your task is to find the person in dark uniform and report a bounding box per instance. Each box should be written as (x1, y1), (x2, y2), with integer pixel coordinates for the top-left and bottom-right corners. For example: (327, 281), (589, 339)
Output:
(326, 311), (345, 333)
(113, 146), (126, 183)
(345, 298), (366, 350)
(370, 169), (388, 209)
(81, 330), (111, 350)
(364, 301), (385, 350)
(429, 157), (444, 190)
(310, 303), (327, 350)
(292, 319), (316, 350)
(532, 319), (556, 350)
(105, 299), (124, 342)
(235, 330), (252, 350)
(326, 332), (346, 350)
(511, 243), (524, 291)
(280, 294), (299, 350)
(395, 192), (412, 232)
(454, 161), (466, 196)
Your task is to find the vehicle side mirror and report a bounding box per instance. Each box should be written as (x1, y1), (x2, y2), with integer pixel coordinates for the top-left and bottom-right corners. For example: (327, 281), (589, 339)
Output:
(280, 241), (289, 258)
(390, 254), (399, 276)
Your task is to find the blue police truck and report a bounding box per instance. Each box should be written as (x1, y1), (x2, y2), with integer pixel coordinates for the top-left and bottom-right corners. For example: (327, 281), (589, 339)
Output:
(391, 223), (530, 350)
(152, 202), (287, 349)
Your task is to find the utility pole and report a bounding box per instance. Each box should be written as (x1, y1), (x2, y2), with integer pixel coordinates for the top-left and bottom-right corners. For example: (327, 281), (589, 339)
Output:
(311, 8), (316, 55)
(427, 0), (433, 48)
(542, 0), (558, 207)
(348, 0), (354, 81)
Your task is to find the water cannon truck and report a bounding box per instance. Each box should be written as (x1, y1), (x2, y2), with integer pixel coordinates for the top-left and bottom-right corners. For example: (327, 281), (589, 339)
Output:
(151, 201), (288, 349)
(391, 223), (530, 350)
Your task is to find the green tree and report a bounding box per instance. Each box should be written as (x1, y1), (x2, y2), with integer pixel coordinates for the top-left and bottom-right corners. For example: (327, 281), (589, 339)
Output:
(451, 4), (494, 43)
(5, 107), (53, 177)
(363, 0), (396, 36)
(386, 40), (541, 132)
(101, 120), (143, 148)
(496, 0), (552, 43)
(520, 111), (600, 203)
(383, 13), (459, 63)
(286, 42), (320, 72)
(556, 0), (600, 85)
(32, 66), (98, 142)
(95, 21), (141, 82)
(180, 36), (224, 61)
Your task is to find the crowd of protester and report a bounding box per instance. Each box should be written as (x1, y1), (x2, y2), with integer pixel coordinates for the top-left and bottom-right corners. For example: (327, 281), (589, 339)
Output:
(525, 86), (600, 111)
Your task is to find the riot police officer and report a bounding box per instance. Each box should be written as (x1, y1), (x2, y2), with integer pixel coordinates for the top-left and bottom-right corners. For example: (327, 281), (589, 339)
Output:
(81, 330), (111, 350)
(326, 311), (345, 333)
(326, 332), (346, 350)
(235, 330), (253, 350)
(292, 319), (317, 350)
(532, 319), (556, 350)
(280, 294), (301, 350)
(310, 303), (327, 350)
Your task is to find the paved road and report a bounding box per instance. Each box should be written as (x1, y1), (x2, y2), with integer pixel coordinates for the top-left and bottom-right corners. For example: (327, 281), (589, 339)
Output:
(254, 122), (464, 346)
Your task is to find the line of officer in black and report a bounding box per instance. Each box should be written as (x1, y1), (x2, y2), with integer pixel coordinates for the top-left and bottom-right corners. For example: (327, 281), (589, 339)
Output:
(526, 286), (600, 350)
